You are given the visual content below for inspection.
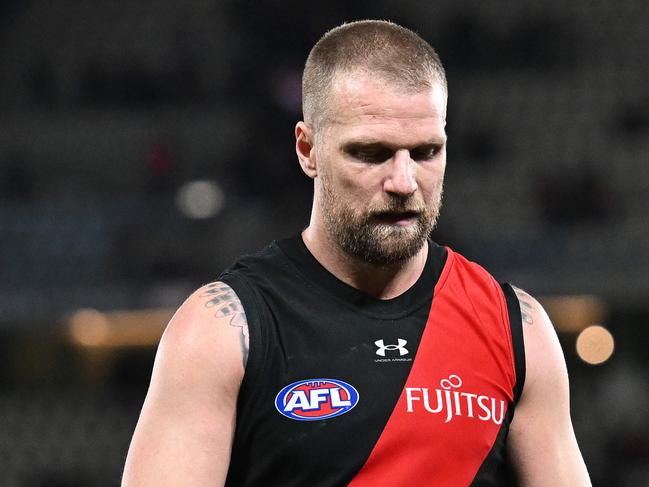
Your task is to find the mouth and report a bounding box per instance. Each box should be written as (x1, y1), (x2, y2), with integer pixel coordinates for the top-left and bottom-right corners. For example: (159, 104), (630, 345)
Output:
(372, 211), (420, 226)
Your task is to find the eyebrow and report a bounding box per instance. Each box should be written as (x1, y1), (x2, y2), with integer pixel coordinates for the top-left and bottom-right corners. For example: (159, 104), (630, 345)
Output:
(341, 137), (447, 152)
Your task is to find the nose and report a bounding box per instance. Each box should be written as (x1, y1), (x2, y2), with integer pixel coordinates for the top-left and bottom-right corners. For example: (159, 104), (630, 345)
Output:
(383, 149), (417, 196)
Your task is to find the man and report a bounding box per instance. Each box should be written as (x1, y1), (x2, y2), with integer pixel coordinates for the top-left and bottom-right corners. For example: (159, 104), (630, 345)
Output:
(122, 20), (591, 486)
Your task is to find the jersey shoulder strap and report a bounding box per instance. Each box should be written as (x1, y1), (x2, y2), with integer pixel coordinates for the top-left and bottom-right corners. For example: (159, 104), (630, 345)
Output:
(499, 282), (526, 405)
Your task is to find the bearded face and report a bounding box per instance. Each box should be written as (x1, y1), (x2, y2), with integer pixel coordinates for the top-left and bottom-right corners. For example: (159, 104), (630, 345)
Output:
(301, 74), (447, 267)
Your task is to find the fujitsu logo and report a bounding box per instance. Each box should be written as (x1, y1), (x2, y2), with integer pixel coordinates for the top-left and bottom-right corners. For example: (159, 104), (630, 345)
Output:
(405, 374), (506, 425)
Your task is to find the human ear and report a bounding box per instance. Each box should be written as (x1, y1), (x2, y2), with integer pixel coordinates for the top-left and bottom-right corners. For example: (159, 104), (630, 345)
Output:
(295, 122), (317, 179)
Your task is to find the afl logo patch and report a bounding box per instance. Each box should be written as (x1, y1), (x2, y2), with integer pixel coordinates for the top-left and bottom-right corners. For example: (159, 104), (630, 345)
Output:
(275, 378), (359, 421)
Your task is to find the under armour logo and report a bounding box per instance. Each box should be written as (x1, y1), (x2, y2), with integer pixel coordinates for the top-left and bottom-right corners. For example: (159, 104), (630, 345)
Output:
(375, 339), (408, 357)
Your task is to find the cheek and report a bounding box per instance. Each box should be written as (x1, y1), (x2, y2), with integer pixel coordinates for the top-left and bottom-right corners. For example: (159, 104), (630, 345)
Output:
(333, 164), (379, 199)
(419, 164), (446, 197)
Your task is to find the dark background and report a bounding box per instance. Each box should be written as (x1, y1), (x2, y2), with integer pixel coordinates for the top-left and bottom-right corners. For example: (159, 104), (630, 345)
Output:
(1, 1), (648, 485)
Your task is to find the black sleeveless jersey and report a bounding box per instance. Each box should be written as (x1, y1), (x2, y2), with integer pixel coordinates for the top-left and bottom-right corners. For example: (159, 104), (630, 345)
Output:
(218, 236), (525, 486)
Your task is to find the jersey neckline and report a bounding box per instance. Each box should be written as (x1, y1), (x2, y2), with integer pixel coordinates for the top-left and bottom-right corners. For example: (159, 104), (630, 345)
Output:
(275, 234), (447, 319)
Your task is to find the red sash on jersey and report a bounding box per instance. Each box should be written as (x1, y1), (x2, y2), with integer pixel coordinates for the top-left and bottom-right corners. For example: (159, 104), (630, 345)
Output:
(349, 248), (517, 486)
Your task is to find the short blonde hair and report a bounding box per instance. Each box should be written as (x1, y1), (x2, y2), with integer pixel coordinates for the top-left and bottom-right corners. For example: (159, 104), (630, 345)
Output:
(302, 20), (447, 130)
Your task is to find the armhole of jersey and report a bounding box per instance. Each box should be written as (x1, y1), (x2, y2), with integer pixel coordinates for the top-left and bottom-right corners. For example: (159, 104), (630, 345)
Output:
(500, 282), (526, 405)
(218, 272), (267, 400)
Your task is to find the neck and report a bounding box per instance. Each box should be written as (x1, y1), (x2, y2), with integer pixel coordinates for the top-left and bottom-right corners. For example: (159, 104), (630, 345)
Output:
(301, 223), (428, 300)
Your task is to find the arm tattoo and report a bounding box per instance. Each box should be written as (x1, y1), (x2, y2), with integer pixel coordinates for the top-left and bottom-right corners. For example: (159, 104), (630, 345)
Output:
(513, 286), (535, 325)
(201, 282), (250, 367)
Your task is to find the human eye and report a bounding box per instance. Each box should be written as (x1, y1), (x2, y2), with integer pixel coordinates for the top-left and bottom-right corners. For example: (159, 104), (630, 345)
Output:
(346, 145), (393, 163)
(410, 144), (443, 161)
(354, 151), (384, 163)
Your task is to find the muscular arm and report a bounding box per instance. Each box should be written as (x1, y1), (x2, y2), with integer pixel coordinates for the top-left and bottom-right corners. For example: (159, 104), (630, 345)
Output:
(122, 282), (248, 487)
(507, 287), (591, 486)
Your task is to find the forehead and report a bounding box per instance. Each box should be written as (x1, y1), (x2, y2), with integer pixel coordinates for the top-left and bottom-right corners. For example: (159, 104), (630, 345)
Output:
(324, 73), (447, 145)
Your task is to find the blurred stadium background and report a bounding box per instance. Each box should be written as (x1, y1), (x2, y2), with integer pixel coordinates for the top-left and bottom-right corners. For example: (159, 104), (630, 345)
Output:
(1, 0), (648, 485)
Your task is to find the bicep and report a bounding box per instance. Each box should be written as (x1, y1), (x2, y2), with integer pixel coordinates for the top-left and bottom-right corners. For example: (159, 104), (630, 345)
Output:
(122, 282), (247, 487)
(507, 287), (591, 486)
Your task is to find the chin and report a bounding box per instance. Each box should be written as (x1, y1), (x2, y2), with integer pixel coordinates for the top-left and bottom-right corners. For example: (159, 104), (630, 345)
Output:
(359, 233), (428, 266)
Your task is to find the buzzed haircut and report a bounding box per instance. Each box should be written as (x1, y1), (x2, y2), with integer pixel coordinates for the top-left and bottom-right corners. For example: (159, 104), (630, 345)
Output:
(302, 20), (447, 130)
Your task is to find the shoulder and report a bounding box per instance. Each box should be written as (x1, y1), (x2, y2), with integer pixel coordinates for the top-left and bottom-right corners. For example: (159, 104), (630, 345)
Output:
(441, 248), (509, 314)
(218, 238), (304, 312)
(510, 286), (567, 390)
(444, 247), (500, 288)
(157, 281), (249, 392)
(509, 285), (569, 436)
(220, 239), (287, 278)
